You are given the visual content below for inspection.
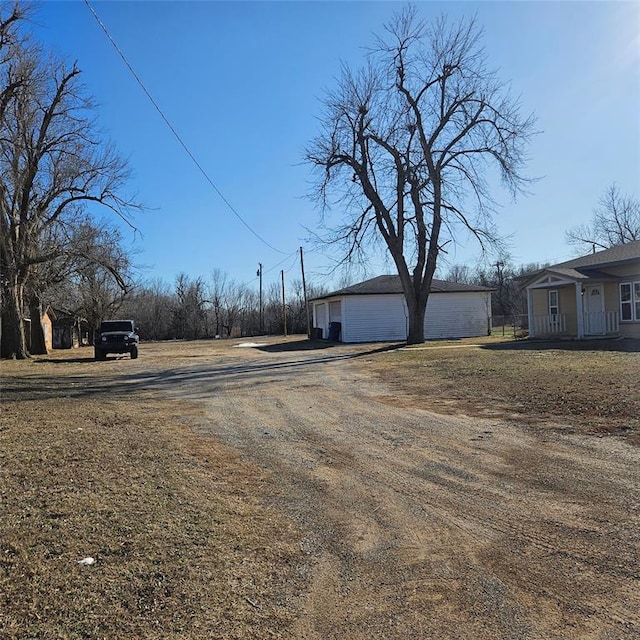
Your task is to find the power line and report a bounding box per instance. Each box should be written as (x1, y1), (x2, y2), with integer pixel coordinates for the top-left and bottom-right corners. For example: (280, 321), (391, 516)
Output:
(283, 254), (300, 275)
(84, 0), (289, 255)
(262, 250), (298, 277)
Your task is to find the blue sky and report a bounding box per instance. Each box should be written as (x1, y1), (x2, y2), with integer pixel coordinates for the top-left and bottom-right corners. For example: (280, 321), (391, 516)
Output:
(33, 1), (639, 290)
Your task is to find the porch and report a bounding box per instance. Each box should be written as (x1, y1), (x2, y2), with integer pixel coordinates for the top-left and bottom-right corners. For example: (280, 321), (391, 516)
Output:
(526, 278), (620, 340)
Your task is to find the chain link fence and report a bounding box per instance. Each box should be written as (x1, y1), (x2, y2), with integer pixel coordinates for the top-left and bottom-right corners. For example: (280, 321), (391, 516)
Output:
(491, 314), (529, 339)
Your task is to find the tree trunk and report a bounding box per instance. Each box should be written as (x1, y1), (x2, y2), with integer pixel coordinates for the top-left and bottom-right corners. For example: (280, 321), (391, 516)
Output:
(0, 283), (28, 359)
(405, 291), (427, 344)
(29, 294), (47, 355)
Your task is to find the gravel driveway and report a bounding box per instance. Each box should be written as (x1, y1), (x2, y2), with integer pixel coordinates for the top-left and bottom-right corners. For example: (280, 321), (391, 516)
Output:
(141, 340), (640, 639)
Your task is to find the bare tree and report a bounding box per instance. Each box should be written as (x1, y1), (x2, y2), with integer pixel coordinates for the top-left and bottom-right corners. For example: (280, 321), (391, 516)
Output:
(566, 184), (640, 252)
(23, 219), (133, 352)
(208, 268), (228, 337)
(172, 274), (207, 340)
(443, 258), (549, 319)
(0, 7), (139, 358)
(306, 7), (535, 343)
(440, 263), (474, 284)
(221, 281), (246, 337)
(0, 3), (26, 117)
(70, 224), (134, 339)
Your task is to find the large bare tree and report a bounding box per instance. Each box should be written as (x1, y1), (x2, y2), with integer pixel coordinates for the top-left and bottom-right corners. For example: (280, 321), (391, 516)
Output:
(0, 6), (139, 358)
(306, 7), (535, 343)
(565, 184), (640, 252)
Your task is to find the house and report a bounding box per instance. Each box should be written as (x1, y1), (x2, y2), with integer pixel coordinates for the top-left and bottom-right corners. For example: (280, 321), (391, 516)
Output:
(42, 306), (54, 350)
(51, 310), (90, 349)
(521, 240), (640, 339)
(310, 275), (492, 343)
(24, 306), (55, 352)
(22, 307), (89, 352)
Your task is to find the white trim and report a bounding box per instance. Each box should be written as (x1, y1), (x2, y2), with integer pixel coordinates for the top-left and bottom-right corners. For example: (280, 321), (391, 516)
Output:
(620, 281), (640, 322)
(529, 278), (580, 289)
(575, 282), (584, 339)
(548, 289), (559, 316)
(527, 288), (535, 337)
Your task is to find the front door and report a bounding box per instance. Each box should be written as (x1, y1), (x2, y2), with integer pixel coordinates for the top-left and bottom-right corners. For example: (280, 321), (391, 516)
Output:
(584, 284), (605, 334)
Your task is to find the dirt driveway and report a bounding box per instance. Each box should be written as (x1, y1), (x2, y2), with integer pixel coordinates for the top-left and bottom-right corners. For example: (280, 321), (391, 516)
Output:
(122, 339), (640, 639)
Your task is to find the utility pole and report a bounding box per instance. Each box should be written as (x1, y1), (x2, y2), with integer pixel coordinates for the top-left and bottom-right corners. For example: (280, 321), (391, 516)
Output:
(495, 260), (508, 321)
(300, 246), (310, 338)
(257, 262), (263, 335)
(281, 269), (287, 337)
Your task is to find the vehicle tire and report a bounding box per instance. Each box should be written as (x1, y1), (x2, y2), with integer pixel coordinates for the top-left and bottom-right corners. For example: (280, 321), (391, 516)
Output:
(95, 348), (106, 361)
(130, 345), (138, 359)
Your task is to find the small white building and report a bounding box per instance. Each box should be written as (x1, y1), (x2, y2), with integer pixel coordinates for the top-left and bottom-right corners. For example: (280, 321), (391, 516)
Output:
(310, 275), (492, 343)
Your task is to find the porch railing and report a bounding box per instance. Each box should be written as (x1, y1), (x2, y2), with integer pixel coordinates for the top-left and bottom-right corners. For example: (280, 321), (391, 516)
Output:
(583, 310), (619, 335)
(532, 311), (619, 337)
(533, 313), (566, 335)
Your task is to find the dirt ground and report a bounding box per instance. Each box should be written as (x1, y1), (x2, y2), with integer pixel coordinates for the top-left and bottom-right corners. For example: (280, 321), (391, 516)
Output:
(2, 337), (639, 639)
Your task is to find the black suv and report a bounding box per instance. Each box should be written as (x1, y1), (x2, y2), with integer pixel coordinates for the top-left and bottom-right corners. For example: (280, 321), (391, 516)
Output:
(94, 320), (139, 360)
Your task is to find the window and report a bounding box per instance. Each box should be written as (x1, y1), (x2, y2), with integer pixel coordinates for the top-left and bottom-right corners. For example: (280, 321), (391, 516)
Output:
(620, 282), (640, 321)
(548, 290), (559, 316)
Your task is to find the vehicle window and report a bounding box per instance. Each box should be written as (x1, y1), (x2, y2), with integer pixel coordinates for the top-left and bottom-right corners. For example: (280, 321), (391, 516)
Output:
(100, 321), (133, 332)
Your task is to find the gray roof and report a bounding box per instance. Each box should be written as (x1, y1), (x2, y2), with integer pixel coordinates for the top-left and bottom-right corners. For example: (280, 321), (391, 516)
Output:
(520, 240), (640, 286)
(311, 275), (492, 301)
(552, 240), (640, 270)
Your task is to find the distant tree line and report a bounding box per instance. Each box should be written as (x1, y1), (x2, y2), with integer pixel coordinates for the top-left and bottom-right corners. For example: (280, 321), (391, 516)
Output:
(112, 272), (327, 342)
(42, 265), (327, 344)
(439, 260), (546, 320)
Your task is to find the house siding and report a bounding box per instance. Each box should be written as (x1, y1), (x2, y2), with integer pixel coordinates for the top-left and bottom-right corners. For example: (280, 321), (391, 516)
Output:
(603, 282), (618, 313)
(424, 292), (490, 339)
(42, 312), (53, 351)
(559, 287), (578, 334)
(619, 323), (640, 339)
(530, 287), (571, 334)
(531, 289), (549, 317)
(342, 295), (407, 343)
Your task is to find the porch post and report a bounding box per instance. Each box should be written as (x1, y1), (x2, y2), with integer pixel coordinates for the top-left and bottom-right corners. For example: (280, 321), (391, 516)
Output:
(575, 282), (584, 339)
(527, 288), (535, 338)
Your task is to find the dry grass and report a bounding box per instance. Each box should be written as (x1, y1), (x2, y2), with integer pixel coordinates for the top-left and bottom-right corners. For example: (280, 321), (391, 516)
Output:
(365, 337), (640, 444)
(0, 363), (305, 639)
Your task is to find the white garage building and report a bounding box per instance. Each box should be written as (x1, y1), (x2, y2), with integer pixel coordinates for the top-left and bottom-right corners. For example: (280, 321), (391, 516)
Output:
(311, 275), (492, 343)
